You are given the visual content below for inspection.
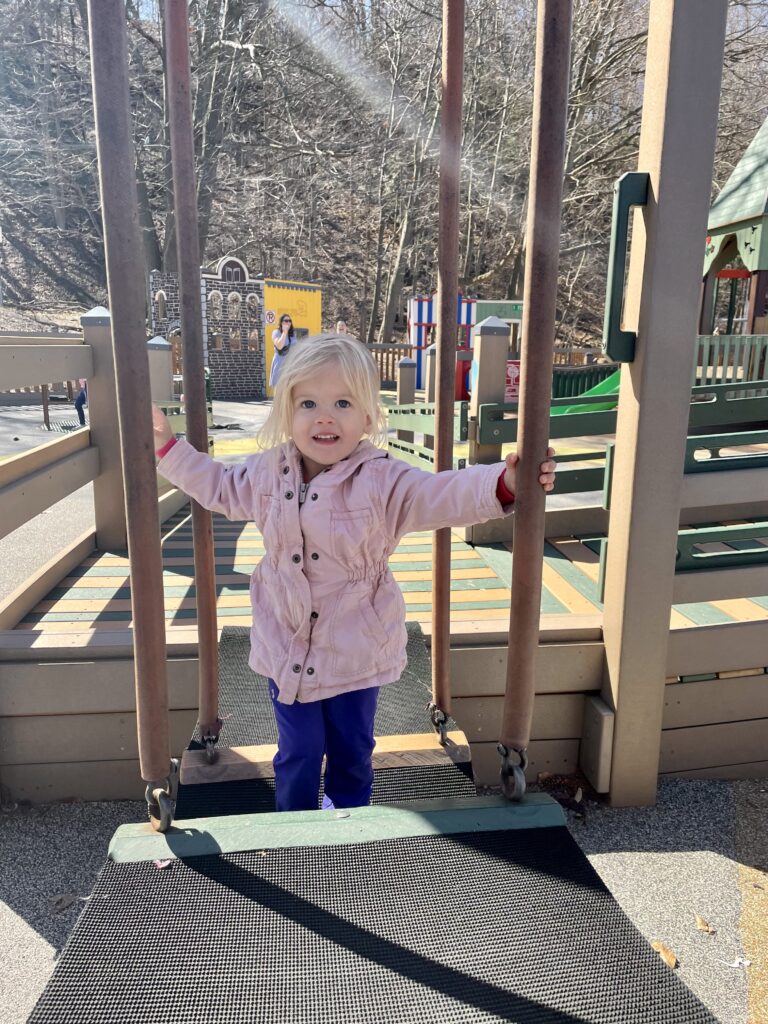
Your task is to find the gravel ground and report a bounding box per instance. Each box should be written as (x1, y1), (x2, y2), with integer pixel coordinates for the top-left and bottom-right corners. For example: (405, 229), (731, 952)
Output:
(2, 777), (765, 1024)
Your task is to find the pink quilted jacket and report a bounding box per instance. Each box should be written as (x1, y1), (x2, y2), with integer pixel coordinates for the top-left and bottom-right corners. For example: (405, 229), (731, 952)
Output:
(158, 439), (513, 703)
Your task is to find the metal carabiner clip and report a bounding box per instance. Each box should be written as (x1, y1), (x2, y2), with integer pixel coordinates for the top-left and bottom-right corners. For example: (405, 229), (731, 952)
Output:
(497, 743), (528, 802)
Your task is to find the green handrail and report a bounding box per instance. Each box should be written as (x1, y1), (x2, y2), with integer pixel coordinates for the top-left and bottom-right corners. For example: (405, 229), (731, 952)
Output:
(602, 172), (649, 362)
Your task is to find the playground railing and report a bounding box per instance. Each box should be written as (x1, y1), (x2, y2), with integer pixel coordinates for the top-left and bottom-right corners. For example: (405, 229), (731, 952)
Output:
(478, 378), (768, 446)
(551, 362), (619, 398)
(386, 401), (468, 442)
(365, 343), (412, 386)
(695, 334), (768, 387)
(596, 418), (768, 603)
(385, 379), (768, 500)
(552, 343), (599, 365)
(477, 393), (622, 445)
(0, 315), (187, 631)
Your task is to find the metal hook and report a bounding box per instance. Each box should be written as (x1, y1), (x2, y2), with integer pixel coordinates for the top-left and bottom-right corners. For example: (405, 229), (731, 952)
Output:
(497, 743), (528, 802)
(428, 702), (449, 745)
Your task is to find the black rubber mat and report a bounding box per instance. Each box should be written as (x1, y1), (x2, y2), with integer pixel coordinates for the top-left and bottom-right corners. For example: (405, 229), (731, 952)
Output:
(28, 826), (717, 1024)
(194, 623), (452, 746)
(178, 623), (473, 818)
(175, 760), (476, 818)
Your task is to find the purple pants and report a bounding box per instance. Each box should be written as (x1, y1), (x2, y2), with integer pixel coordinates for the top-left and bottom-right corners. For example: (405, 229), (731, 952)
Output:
(268, 680), (380, 812)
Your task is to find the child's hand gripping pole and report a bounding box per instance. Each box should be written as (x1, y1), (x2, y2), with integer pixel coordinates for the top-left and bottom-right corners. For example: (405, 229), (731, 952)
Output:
(152, 405), (174, 452)
(503, 448), (557, 496)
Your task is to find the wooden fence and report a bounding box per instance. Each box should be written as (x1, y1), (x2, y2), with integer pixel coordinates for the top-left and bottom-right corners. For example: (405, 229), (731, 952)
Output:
(695, 334), (768, 385)
(364, 343), (416, 385)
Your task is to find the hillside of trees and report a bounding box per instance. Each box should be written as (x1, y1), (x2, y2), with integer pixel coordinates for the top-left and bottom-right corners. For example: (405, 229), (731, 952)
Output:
(1, 0), (767, 342)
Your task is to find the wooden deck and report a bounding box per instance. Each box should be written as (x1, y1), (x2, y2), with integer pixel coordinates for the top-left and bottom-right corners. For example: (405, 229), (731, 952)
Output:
(13, 508), (768, 641)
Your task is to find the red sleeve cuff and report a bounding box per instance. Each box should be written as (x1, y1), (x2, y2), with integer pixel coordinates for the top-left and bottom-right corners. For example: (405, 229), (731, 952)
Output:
(156, 437), (178, 459)
(496, 469), (515, 505)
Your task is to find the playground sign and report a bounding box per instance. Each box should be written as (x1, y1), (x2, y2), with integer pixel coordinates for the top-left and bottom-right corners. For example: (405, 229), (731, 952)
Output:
(505, 360), (521, 402)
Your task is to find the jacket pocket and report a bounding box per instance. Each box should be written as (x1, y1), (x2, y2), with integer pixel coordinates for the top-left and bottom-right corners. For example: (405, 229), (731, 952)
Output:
(330, 586), (390, 678)
(330, 509), (374, 565)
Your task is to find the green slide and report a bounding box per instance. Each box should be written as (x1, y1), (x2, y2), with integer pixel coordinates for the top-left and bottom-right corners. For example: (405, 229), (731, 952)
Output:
(551, 368), (621, 415)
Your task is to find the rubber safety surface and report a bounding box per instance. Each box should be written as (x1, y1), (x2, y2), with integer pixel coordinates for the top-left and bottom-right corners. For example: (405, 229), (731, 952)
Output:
(29, 825), (717, 1024)
(193, 623), (445, 747)
(176, 624), (475, 818)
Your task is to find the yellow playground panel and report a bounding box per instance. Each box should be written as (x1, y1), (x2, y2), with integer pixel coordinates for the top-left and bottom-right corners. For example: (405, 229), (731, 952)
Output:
(262, 278), (322, 395)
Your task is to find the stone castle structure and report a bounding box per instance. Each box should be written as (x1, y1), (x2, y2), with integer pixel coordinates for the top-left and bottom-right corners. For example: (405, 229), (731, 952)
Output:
(150, 256), (265, 400)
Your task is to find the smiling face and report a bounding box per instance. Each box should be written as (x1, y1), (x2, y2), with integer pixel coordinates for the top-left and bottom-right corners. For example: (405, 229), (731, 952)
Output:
(291, 367), (372, 480)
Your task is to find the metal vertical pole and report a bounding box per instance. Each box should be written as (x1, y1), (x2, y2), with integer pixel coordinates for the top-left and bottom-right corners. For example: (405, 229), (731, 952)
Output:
(430, 0), (464, 732)
(86, 0), (173, 816)
(164, 0), (221, 754)
(498, 0), (572, 797)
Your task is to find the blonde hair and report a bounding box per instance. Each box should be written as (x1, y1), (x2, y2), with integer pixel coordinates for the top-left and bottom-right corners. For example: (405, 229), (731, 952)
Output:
(260, 332), (388, 449)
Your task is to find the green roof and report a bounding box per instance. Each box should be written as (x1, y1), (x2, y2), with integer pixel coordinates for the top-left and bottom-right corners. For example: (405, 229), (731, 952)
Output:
(709, 116), (768, 231)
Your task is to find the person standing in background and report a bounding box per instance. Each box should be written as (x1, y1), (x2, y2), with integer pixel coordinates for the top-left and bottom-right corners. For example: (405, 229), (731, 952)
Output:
(270, 314), (295, 388)
(74, 378), (88, 426)
(335, 320), (348, 334)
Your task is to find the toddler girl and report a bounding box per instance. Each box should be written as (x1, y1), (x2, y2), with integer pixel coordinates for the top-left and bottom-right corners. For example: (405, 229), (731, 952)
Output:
(152, 332), (555, 812)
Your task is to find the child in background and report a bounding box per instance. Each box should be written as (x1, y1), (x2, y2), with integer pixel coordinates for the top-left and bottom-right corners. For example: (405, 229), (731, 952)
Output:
(152, 333), (555, 812)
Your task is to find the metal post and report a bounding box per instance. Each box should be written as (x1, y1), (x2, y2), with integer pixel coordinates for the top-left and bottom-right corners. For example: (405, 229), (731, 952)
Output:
(498, 0), (572, 798)
(467, 318), (510, 468)
(41, 384), (50, 430)
(430, 0), (464, 733)
(82, 308), (128, 551)
(164, 0), (221, 755)
(424, 346), (436, 450)
(396, 357), (416, 444)
(86, 0), (174, 825)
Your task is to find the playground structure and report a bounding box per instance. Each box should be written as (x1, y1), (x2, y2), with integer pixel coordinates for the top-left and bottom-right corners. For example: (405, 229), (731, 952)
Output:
(2, 58), (768, 805)
(2, 1), (761, 1021)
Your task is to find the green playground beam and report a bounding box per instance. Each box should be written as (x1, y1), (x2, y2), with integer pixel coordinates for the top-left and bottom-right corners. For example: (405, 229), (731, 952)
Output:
(108, 794), (565, 863)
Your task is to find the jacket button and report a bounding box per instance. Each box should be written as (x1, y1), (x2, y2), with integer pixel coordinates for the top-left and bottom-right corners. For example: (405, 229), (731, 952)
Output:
(311, 493), (318, 501)
(306, 667), (315, 675)
(310, 611), (318, 619)
(311, 552), (319, 560)
(285, 491), (294, 499)
(292, 554), (301, 564)
(292, 664), (301, 673)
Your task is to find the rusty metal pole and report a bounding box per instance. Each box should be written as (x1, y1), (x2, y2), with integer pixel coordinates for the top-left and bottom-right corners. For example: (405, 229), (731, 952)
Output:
(430, 0), (464, 737)
(498, 0), (572, 798)
(86, 0), (174, 824)
(164, 0), (222, 757)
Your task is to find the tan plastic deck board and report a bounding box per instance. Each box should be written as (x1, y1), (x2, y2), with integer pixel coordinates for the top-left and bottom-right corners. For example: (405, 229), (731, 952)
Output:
(0, 657), (198, 717)
(662, 676), (768, 730)
(0, 709), (197, 766)
(659, 719), (768, 773)
(453, 693), (584, 742)
(450, 642), (604, 697)
(180, 730), (471, 786)
(470, 738), (579, 787)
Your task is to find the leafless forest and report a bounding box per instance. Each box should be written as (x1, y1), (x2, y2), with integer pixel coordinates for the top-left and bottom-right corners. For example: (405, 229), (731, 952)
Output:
(1, 0), (767, 341)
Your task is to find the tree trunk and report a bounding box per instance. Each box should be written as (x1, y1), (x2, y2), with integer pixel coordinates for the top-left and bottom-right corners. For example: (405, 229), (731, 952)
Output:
(136, 151), (163, 275)
(378, 206), (414, 344)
